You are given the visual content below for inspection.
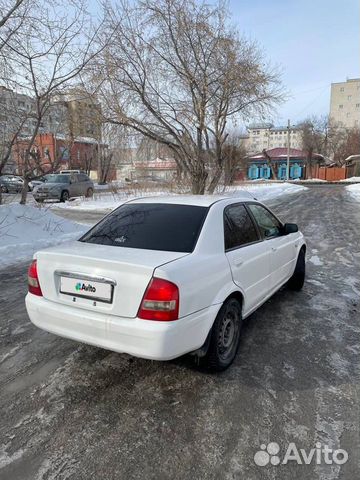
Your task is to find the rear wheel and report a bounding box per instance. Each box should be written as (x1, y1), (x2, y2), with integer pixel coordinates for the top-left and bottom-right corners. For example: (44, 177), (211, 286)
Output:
(60, 190), (69, 202)
(200, 298), (242, 372)
(287, 249), (305, 291)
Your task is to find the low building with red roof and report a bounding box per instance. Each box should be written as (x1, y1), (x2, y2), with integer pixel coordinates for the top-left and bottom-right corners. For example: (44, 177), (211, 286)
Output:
(246, 147), (325, 180)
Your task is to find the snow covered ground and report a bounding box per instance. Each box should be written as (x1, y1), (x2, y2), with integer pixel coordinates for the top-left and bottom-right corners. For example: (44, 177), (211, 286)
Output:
(0, 204), (85, 267)
(340, 176), (360, 182)
(346, 183), (360, 201)
(53, 182), (308, 214)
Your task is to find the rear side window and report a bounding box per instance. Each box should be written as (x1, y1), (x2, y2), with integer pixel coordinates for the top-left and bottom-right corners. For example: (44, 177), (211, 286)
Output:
(78, 174), (90, 182)
(80, 203), (208, 253)
(224, 204), (259, 250)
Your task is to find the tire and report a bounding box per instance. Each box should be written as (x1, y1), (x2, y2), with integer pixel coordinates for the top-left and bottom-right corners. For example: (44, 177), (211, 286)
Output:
(200, 298), (242, 372)
(60, 190), (69, 202)
(35, 198), (44, 203)
(287, 249), (305, 291)
(1, 185), (8, 193)
(86, 187), (94, 198)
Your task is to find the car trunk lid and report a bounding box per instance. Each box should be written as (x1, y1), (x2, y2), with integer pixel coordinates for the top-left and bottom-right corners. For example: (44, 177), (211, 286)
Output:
(36, 241), (188, 318)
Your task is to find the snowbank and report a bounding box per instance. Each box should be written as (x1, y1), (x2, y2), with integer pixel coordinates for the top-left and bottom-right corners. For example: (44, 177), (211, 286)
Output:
(53, 183), (307, 214)
(299, 178), (327, 183)
(0, 204), (86, 267)
(340, 177), (360, 182)
(346, 183), (360, 201)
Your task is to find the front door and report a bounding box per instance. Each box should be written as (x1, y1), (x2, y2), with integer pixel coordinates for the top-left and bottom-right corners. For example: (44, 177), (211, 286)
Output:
(224, 203), (271, 316)
(247, 204), (295, 291)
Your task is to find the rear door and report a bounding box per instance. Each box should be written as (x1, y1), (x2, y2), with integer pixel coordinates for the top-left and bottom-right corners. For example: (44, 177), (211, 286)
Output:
(247, 204), (296, 291)
(69, 174), (81, 196)
(78, 173), (92, 195)
(224, 203), (271, 315)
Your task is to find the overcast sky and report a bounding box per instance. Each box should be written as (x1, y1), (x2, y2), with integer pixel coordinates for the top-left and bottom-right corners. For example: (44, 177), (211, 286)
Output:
(229, 0), (359, 125)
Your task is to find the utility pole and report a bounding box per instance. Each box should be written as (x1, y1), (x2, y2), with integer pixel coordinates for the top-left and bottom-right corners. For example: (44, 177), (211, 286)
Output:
(286, 119), (290, 181)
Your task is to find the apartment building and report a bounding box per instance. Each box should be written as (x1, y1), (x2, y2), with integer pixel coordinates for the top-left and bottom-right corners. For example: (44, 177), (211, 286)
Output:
(56, 89), (102, 141)
(0, 86), (102, 172)
(239, 123), (302, 153)
(330, 78), (360, 128)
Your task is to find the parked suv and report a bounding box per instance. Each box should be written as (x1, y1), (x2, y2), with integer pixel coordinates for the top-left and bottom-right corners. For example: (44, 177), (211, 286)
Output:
(33, 173), (94, 202)
(0, 175), (24, 193)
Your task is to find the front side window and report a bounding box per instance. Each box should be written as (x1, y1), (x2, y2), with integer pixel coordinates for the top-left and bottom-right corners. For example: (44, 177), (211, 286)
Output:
(80, 203), (208, 253)
(44, 174), (70, 184)
(247, 204), (282, 239)
(224, 204), (259, 250)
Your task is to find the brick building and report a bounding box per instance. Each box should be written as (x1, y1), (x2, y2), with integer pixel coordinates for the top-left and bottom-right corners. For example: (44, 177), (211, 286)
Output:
(13, 133), (103, 176)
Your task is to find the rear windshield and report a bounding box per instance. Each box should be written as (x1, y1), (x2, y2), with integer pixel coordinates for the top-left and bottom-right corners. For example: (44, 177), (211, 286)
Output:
(80, 203), (209, 253)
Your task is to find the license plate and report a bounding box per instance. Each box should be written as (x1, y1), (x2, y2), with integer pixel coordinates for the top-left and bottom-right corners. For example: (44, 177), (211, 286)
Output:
(37, 193), (47, 197)
(60, 276), (113, 303)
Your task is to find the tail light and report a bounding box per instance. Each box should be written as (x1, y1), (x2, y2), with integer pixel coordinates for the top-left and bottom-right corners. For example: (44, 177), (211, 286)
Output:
(138, 277), (179, 321)
(28, 260), (43, 296)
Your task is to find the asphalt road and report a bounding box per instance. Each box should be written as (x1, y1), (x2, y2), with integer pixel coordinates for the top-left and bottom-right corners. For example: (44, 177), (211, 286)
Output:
(1, 185), (359, 480)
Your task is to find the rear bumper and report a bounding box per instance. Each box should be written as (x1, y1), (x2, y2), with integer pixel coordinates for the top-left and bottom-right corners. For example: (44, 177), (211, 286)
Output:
(25, 294), (218, 361)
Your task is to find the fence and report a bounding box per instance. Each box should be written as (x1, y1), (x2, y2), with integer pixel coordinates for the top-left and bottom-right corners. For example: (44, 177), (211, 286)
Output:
(309, 166), (346, 181)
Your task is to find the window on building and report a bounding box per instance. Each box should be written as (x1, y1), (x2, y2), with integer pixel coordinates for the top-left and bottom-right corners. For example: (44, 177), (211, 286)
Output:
(340, 87), (344, 92)
(339, 105), (343, 109)
(356, 104), (360, 108)
(348, 95), (352, 100)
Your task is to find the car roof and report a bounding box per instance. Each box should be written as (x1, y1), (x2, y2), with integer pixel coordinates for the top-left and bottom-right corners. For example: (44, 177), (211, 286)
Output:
(128, 192), (257, 207)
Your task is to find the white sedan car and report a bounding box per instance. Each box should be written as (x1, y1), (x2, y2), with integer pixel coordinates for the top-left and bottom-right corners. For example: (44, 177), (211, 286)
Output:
(26, 195), (306, 371)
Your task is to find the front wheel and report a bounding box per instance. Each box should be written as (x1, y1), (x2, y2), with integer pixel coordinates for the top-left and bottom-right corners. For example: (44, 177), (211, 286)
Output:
(200, 298), (242, 372)
(287, 249), (305, 291)
(60, 190), (69, 202)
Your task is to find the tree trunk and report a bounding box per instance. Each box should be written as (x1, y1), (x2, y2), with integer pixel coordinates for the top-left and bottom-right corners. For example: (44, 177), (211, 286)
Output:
(191, 169), (207, 194)
(19, 179), (29, 205)
(207, 166), (222, 194)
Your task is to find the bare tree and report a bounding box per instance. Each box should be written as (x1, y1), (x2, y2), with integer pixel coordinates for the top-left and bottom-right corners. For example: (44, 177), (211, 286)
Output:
(299, 116), (329, 178)
(222, 132), (248, 186)
(0, 0), (29, 54)
(93, 0), (283, 194)
(3, 0), (103, 203)
(330, 126), (360, 165)
(0, 0), (31, 203)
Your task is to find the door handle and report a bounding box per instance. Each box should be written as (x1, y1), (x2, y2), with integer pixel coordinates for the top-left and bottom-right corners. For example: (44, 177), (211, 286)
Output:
(271, 247), (278, 252)
(234, 258), (244, 267)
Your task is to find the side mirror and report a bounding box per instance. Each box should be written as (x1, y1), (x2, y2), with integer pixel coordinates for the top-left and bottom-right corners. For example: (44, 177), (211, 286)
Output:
(283, 223), (298, 234)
